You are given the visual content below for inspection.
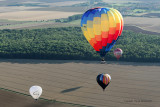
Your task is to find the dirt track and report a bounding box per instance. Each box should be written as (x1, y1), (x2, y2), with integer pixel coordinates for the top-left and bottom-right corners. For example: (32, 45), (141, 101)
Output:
(0, 59), (160, 107)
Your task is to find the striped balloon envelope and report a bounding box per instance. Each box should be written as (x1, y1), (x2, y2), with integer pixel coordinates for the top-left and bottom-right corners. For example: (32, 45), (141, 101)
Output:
(97, 73), (111, 91)
(114, 48), (123, 60)
(81, 7), (123, 59)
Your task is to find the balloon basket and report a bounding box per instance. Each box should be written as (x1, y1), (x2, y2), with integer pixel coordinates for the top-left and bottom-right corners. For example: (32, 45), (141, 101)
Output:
(100, 61), (106, 64)
(100, 57), (106, 64)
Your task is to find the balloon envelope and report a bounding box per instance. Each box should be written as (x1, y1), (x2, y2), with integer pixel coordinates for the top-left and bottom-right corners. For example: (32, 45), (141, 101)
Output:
(29, 85), (42, 100)
(81, 7), (124, 58)
(114, 48), (123, 60)
(97, 74), (111, 90)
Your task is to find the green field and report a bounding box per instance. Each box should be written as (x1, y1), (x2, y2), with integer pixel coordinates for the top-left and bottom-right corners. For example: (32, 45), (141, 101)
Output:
(68, 19), (80, 25)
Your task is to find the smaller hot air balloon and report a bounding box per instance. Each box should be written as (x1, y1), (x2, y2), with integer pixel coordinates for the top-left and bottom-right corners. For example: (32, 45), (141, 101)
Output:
(114, 48), (123, 60)
(29, 85), (42, 100)
(97, 74), (111, 91)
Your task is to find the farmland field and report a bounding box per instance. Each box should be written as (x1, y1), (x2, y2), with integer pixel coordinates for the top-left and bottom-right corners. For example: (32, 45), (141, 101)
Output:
(124, 17), (160, 33)
(1, 16), (160, 35)
(103, 0), (141, 3)
(0, 11), (81, 21)
(0, 1), (160, 107)
(0, 6), (41, 13)
(0, 0), (160, 33)
(0, 59), (159, 107)
(0, 89), (79, 107)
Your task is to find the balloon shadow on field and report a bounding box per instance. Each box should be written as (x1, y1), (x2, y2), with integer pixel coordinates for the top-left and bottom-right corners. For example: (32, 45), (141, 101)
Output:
(61, 86), (82, 93)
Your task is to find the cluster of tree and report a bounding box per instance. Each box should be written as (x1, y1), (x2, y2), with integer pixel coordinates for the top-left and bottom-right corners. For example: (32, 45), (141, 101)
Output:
(55, 14), (82, 23)
(0, 27), (160, 62)
(113, 31), (160, 62)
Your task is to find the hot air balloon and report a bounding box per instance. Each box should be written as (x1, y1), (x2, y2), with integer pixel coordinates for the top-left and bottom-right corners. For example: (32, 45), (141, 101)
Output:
(97, 73), (111, 91)
(114, 48), (123, 60)
(81, 7), (124, 62)
(29, 85), (42, 100)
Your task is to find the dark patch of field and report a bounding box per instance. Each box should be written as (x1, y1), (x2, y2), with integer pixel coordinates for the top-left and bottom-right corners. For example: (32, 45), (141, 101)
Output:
(124, 25), (160, 35)
(141, 13), (160, 18)
(124, 17), (160, 33)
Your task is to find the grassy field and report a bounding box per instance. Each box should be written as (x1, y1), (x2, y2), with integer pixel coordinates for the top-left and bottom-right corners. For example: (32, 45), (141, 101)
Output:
(0, 59), (159, 107)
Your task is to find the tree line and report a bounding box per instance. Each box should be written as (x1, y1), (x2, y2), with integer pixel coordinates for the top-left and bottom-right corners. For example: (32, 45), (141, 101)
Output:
(0, 27), (160, 62)
(55, 14), (82, 23)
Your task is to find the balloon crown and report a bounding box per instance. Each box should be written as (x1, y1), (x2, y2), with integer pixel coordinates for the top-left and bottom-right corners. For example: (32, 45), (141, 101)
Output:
(91, 7), (101, 10)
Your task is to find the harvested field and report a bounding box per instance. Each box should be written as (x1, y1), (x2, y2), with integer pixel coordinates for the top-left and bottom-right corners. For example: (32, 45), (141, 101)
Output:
(0, 16), (160, 35)
(0, 11), (81, 21)
(0, 59), (159, 107)
(124, 17), (160, 33)
(0, 19), (26, 26)
(142, 13), (160, 17)
(103, 0), (140, 3)
(46, 1), (86, 7)
(0, 6), (40, 13)
(124, 25), (160, 35)
(0, 13), (160, 34)
(31, 6), (87, 12)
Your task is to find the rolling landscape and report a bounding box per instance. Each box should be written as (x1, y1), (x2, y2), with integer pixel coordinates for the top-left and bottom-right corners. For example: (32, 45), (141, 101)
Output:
(0, 0), (160, 107)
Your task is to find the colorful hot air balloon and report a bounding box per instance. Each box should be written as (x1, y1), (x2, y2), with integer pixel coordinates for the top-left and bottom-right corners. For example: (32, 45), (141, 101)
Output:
(114, 48), (123, 60)
(97, 73), (111, 91)
(81, 7), (123, 61)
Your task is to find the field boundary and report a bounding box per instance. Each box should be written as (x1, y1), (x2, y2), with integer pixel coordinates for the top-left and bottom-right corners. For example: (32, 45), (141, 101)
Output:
(0, 87), (92, 107)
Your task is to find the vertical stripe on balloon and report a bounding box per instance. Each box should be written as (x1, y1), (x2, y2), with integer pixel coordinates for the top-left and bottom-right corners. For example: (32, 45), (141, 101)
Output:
(113, 9), (124, 36)
(110, 8), (121, 40)
(107, 10), (116, 44)
(101, 13), (109, 47)
(93, 9), (102, 51)
(103, 75), (106, 84)
(106, 76), (108, 85)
